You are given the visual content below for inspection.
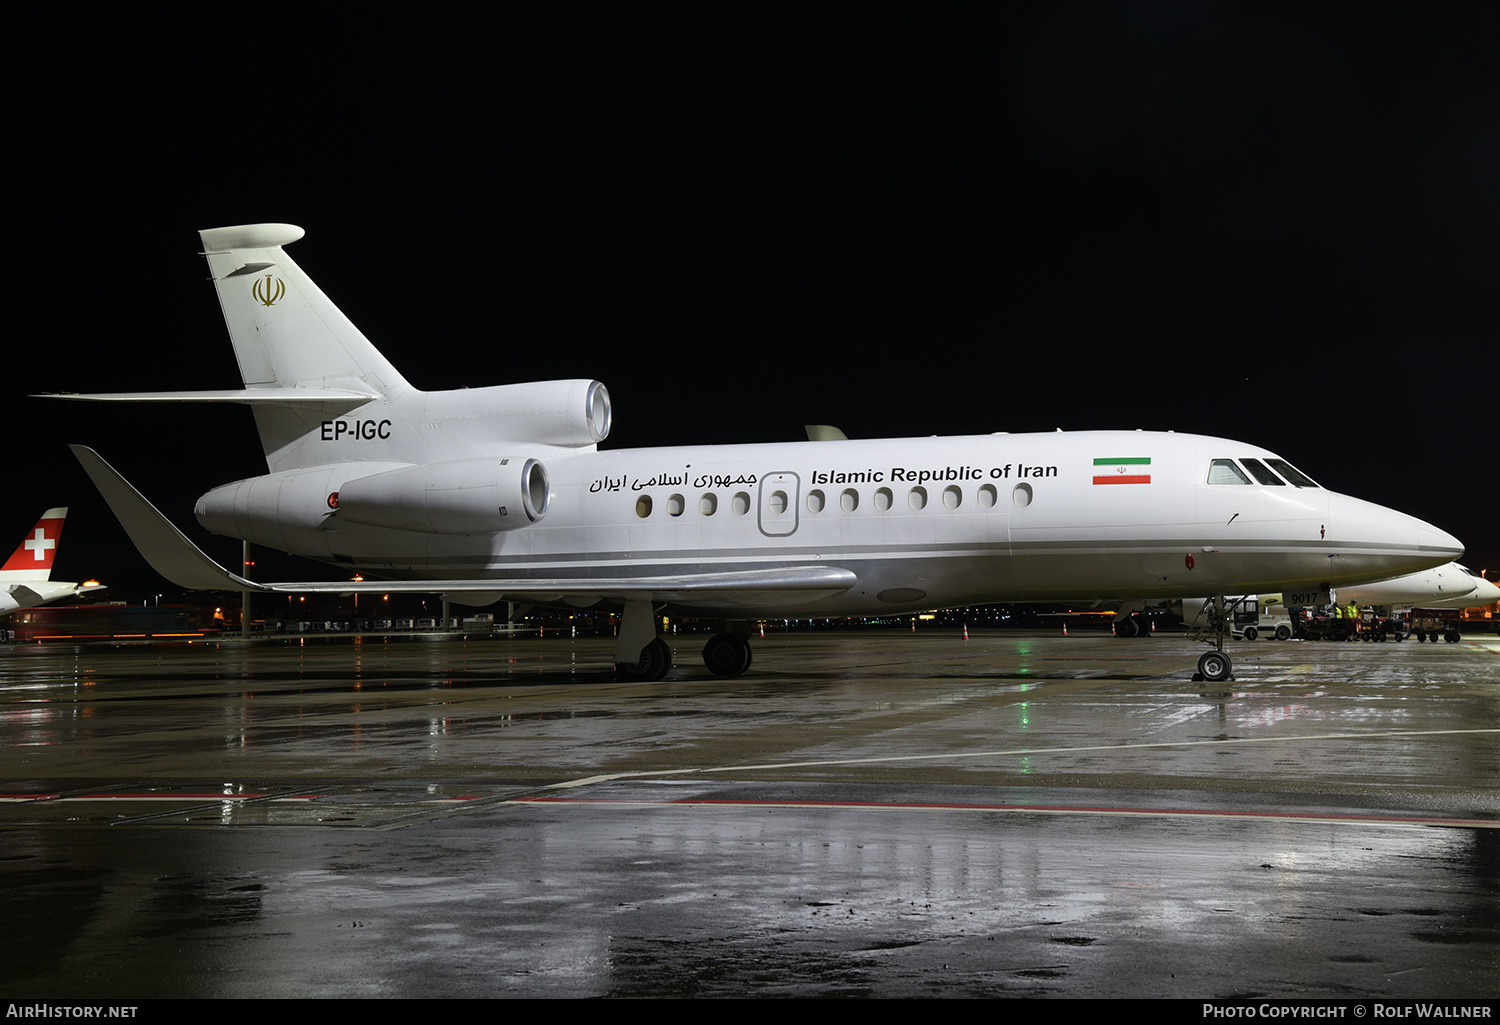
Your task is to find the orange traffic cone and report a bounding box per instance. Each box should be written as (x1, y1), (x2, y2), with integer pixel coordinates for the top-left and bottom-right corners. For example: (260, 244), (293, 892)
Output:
(1062, 621), (1068, 636)
(963, 623), (969, 640)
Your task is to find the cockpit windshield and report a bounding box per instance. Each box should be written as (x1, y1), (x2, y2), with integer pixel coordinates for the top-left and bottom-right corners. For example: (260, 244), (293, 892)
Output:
(1207, 459), (1250, 485)
(1208, 456), (1321, 487)
(1240, 458), (1286, 485)
(1264, 458), (1320, 488)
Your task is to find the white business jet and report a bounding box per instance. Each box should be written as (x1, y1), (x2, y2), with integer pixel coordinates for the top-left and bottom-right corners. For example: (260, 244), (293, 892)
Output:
(46, 224), (1462, 683)
(1337, 563), (1499, 610)
(1177, 561), (1498, 634)
(0, 508), (105, 614)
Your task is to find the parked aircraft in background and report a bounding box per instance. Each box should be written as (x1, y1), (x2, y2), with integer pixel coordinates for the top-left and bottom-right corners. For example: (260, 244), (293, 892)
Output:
(0, 508), (105, 614)
(47, 224), (1463, 682)
(1335, 562), (1499, 610)
(1170, 561), (1496, 645)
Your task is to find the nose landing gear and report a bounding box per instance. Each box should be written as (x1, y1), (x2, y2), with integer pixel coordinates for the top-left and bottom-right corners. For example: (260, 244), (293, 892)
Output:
(1189, 595), (1236, 683)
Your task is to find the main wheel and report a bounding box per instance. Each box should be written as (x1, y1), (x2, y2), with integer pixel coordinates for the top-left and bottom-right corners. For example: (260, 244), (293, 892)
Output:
(1114, 616), (1139, 638)
(1198, 650), (1232, 682)
(702, 633), (753, 676)
(617, 637), (673, 682)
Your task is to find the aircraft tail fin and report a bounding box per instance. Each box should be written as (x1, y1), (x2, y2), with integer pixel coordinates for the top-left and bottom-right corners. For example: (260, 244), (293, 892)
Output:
(195, 224), (420, 471)
(45, 225), (614, 475)
(0, 508), (66, 581)
(198, 224), (410, 396)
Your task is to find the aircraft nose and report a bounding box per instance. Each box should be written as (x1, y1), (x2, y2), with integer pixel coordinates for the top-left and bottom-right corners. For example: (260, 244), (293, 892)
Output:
(1417, 521), (1465, 563)
(1329, 493), (1463, 579)
(1399, 516), (1464, 569)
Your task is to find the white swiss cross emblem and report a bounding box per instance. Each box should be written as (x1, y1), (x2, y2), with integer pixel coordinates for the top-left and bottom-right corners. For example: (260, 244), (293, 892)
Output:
(25, 528), (55, 561)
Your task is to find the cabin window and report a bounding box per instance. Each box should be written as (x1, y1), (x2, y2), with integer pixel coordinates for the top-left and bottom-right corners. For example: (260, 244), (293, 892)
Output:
(978, 484), (997, 508)
(874, 487), (893, 511)
(1240, 458), (1286, 485)
(732, 491), (751, 515)
(908, 486), (928, 510)
(1265, 458), (1320, 488)
(942, 485), (962, 509)
(841, 488), (859, 512)
(807, 489), (826, 513)
(1207, 459), (1251, 485)
(667, 494), (685, 517)
(769, 490), (788, 515)
(635, 495), (653, 518)
(1012, 482), (1032, 507)
(699, 493), (717, 515)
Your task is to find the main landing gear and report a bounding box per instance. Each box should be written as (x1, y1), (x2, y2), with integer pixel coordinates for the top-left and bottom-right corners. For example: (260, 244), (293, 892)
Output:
(613, 602), (755, 681)
(1189, 595), (1235, 683)
(616, 637), (674, 682)
(615, 633), (755, 681)
(702, 632), (753, 676)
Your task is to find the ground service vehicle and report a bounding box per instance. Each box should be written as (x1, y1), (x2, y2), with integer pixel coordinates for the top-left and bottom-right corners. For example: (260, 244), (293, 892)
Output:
(1230, 596), (1294, 641)
(1409, 608), (1462, 643)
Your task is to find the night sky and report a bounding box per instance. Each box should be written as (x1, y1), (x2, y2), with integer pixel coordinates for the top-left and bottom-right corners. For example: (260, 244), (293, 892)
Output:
(9, 3), (1498, 601)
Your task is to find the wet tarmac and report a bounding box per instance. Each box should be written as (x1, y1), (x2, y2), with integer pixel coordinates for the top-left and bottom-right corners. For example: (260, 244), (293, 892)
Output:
(1, 629), (1497, 998)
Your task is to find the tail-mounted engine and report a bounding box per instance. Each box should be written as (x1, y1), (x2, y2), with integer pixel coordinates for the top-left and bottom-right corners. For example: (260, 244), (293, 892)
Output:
(335, 457), (550, 534)
(196, 457), (550, 543)
(421, 379), (611, 448)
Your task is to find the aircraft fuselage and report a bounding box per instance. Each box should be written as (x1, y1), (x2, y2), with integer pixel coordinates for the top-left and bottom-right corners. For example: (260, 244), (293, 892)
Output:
(195, 429), (1455, 618)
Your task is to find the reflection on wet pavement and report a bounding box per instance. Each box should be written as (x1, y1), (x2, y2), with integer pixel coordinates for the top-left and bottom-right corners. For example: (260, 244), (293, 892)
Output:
(2, 631), (1497, 996)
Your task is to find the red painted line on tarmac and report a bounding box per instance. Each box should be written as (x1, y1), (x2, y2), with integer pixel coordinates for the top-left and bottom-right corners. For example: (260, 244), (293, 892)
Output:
(511, 796), (1498, 828)
(68, 793), (271, 800)
(16, 793), (326, 802)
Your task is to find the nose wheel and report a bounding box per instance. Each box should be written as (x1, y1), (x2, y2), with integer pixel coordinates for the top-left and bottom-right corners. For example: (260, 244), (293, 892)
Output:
(1188, 594), (1236, 682)
(1196, 649), (1232, 682)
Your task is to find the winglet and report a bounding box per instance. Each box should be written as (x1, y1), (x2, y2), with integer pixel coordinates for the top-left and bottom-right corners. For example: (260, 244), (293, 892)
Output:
(69, 445), (264, 592)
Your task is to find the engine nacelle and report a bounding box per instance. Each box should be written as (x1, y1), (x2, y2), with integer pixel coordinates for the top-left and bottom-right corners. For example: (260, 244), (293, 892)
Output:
(335, 457), (550, 535)
(421, 379), (610, 448)
(196, 461), (412, 549)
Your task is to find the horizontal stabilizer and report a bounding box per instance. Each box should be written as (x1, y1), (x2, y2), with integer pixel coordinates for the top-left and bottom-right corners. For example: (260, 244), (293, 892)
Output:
(199, 223), (305, 251)
(6, 584), (44, 607)
(41, 387), (380, 416)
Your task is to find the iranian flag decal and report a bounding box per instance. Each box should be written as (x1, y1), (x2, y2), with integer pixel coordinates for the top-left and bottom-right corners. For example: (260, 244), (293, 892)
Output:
(1093, 457), (1151, 485)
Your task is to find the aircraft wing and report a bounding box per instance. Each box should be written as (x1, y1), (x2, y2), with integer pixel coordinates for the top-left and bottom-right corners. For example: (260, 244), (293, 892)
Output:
(70, 446), (855, 608)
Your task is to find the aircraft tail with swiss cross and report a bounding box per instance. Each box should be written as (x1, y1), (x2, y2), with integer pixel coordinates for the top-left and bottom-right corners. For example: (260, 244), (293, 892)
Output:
(1, 508), (66, 582)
